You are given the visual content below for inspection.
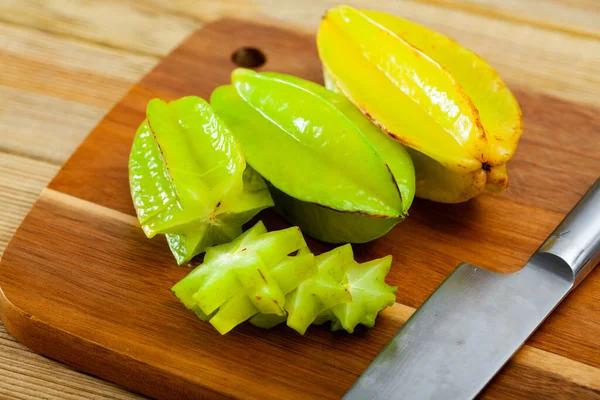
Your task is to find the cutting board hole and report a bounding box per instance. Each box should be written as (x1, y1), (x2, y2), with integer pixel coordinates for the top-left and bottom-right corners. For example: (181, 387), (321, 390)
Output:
(231, 47), (266, 68)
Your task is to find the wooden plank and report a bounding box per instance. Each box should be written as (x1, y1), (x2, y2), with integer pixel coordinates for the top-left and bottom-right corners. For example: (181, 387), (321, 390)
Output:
(0, 21), (158, 164)
(413, 0), (600, 38)
(0, 22), (157, 108)
(123, 0), (600, 39)
(1, 19), (599, 399)
(0, 86), (105, 164)
(0, 325), (140, 399)
(0, 0), (199, 56)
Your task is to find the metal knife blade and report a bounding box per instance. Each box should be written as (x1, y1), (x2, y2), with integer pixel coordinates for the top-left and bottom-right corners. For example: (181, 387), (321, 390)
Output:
(344, 178), (600, 400)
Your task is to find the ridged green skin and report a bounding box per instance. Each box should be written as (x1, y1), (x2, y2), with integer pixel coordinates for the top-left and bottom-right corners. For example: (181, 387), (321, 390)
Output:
(128, 96), (273, 264)
(173, 222), (398, 335)
(211, 69), (415, 243)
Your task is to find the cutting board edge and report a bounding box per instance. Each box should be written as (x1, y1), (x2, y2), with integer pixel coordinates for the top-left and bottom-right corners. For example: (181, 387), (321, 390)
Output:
(0, 279), (228, 399)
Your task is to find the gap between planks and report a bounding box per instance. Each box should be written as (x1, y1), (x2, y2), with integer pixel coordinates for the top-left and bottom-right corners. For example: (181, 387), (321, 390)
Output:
(40, 188), (600, 392)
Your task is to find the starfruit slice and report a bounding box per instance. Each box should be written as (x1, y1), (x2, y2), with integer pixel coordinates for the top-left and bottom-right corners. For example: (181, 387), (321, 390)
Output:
(327, 250), (397, 332)
(211, 69), (415, 243)
(172, 221), (314, 334)
(173, 222), (397, 334)
(251, 244), (397, 334)
(129, 96), (273, 264)
(318, 6), (523, 203)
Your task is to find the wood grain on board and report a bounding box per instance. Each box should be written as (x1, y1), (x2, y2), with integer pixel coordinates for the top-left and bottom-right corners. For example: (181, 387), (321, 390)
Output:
(1, 18), (599, 399)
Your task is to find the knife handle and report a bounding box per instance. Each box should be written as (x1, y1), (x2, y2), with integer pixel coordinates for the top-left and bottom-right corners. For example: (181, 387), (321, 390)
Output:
(536, 178), (600, 286)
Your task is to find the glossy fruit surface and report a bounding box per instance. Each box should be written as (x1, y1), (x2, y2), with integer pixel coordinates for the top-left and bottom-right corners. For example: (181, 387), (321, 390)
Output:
(362, 10), (522, 168)
(318, 6), (523, 203)
(211, 69), (415, 242)
(129, 96), (273, 264)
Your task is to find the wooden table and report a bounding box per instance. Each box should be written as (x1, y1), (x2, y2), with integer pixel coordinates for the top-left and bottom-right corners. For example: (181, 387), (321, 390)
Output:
(0, 1), (598, 398)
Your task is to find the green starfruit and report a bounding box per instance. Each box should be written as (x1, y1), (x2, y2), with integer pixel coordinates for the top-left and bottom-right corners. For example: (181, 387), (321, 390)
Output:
(172, 222), (398, 334)
(211, 69), (415, 243)
(172, 221), (315, 334)
(251, 244), (397, 334)
(129, 96), (273, 264)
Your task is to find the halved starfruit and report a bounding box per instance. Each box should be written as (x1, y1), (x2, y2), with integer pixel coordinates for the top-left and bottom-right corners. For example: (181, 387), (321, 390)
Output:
(211, 69), (415, 243)
(318, 6), (523, 203)
(129, 96), (273, 264)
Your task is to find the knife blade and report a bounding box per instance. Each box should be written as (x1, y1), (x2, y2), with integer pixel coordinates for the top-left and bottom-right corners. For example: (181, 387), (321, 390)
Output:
(344, 178), (600, 400)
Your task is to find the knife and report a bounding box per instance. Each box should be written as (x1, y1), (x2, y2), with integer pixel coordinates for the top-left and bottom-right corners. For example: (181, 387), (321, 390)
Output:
(344, 178), (600, 400)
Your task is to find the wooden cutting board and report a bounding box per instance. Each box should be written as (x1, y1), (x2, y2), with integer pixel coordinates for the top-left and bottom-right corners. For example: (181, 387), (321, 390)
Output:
(1, 19), (599, 399)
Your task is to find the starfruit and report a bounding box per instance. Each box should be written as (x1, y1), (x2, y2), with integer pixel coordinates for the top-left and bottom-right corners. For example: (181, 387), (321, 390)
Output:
(173, 221), (397, 334)
(251, 244), (397, 334)
(211, 69), (415, 243)
(172, 221), (313, 334)
(129, 96), (273, 264)
(318, 6), (523, 203)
